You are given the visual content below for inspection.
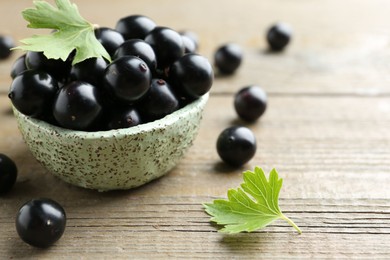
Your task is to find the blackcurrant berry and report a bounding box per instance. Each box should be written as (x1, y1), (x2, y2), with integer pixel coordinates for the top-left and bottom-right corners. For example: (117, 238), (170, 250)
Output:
(16, 198), (66, 248)
(94, 27), (125, 57)
(181, 35), (197, 54)
(0, 154), (17, 195)
(107, 106), (142, 130)
(266, 22), (292, 51)
(179, 31), (199, 51)
(214, 43), (243, 75)
(113, 39), (157, 72)
(234, 85), (267, 122)
(69, 57), (108, 88)
(10, 55), (28, 79)
(145, 27), (184, 69)
(0, 35), (14, 60)
(138, 79), (179, 121)
(53, 81), (104, 131)
(169, 54), (213, 99)
(25, 51), (72, 82)
(104, 56), (151, 104)
(9, 70), (59, 118)
(216, 126), (257, 167)
(115, 15), (156, 40)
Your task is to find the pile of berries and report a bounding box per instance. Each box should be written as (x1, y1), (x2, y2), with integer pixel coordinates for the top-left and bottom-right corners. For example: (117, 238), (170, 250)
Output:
(8, 15), (214, 131)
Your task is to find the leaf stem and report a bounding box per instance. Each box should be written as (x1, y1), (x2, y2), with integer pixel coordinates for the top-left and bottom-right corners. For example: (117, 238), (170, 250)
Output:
(280, 213), (302, 234)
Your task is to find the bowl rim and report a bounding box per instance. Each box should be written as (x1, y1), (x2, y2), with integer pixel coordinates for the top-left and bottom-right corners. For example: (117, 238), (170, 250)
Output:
(14, 92), (209, 140)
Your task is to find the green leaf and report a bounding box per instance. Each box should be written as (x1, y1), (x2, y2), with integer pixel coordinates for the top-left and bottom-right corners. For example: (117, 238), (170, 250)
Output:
(13, 0), (111, 65)
(203, 167), (302, 234)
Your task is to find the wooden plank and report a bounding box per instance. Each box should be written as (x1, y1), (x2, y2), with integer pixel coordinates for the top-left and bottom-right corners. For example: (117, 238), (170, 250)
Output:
(1, 197), (390, 258)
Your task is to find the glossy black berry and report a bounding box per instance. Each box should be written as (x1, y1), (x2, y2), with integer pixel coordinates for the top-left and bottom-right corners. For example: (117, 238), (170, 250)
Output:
(25, 51), (72, 81)
(113, 39), (157, 72)
(266, 22), (292, 51)
(115, 15), (156, 40)
(234, 86), (267, 122)
(180, 31), (199, 51)
(216, 126), (257, 167)
(138, 79), (179, 121)
(16, 198), (66, 248)
(214, 43), (243, 75)
(104, 56), (151, 103)
(107, 106), (142, 130)
(94, 27), (125, 57)
(10, 55), (28, 79)
(8, 70), (59, 118)
(169, 54), (213, 99)
(69, 57), (108, 88)
(53, 81), (104, 131)
(0, 35), (14, 59)
(0, 154), (17, 195)
(181, 35), (197, 54)
(145, 27), (184, 69)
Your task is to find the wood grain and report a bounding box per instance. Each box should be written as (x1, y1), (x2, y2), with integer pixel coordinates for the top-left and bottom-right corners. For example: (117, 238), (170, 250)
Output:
(2, 197), (390, 258)
(1, 0), (390, 258)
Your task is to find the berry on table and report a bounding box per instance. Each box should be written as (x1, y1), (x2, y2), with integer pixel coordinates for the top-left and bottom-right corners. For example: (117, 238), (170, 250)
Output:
(214, 43), (243, 75)
(0, 35), (14, 60)
(15, 198), (66, 248)
(234, 85), (267, 122)
(216, 126), (257, 167)
(266, 22), (292, 51)
(0, 154), (17, 195)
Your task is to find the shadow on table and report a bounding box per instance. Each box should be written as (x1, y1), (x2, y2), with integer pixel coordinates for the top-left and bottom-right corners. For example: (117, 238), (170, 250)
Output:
(3, 106), (13, 116)
(218, 231), (283, 254)
(261, 47), (287, 55)
(213, 161), (243, 174)
(7, 236), (54, 259)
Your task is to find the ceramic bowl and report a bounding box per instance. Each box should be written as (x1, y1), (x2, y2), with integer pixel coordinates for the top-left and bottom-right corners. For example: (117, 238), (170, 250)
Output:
(13, 93), (209, 191)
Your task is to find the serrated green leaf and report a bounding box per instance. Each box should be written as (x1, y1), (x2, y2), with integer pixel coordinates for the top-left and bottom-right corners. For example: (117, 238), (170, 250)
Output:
(13, 0), (111, 65)
(203, 167), (301, 234)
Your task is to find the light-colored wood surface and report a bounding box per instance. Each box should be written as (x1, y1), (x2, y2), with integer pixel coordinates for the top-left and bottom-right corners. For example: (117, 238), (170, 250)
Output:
(1, 0), (390, 258)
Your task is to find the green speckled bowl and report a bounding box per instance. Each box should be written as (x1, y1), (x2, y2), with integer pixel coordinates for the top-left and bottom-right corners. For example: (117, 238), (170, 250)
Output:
(13, 93), (209, 191)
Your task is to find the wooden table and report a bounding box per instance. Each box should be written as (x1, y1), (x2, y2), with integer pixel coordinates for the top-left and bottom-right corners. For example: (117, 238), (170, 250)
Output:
(1, 0), (390, 258)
